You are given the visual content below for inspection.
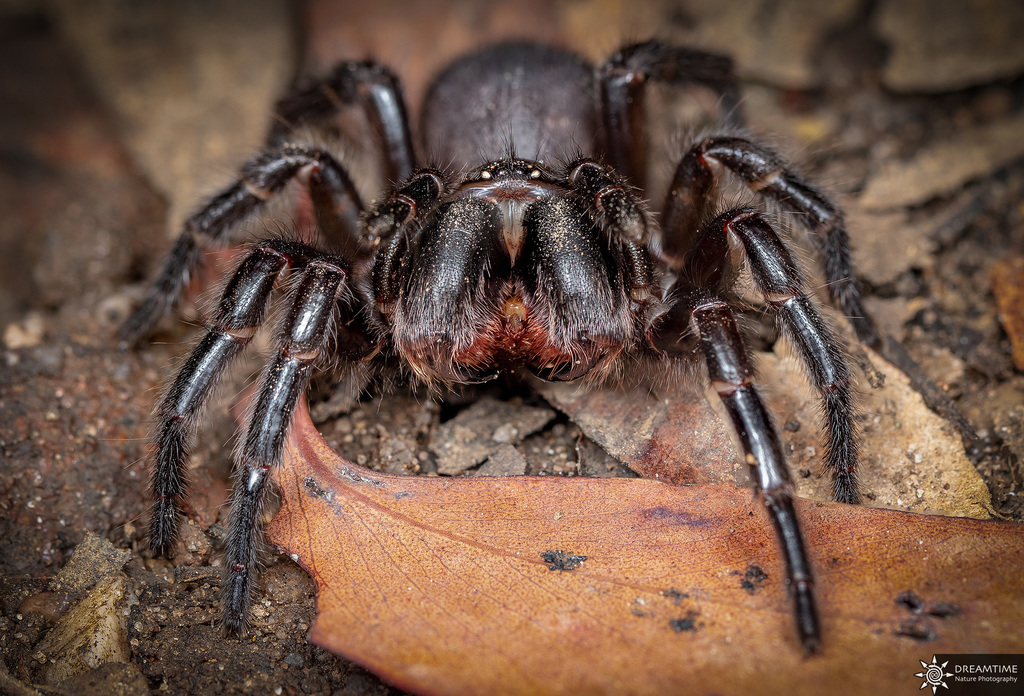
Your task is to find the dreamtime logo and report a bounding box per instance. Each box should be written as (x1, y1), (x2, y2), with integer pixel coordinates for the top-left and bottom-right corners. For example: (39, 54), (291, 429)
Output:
(915, 656), (953, 693)
(911, 654), (1024, 695)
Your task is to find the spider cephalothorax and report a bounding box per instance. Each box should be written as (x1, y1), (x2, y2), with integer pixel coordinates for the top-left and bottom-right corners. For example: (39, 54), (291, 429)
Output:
(121, 40), (879, 653)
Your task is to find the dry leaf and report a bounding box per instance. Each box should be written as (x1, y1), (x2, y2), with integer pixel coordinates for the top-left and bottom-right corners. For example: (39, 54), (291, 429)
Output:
(541, 347), (995, 520)
(267, 401), (1024, 696)
(537, 380), (739, 486)
(991, 255), (1024, 371)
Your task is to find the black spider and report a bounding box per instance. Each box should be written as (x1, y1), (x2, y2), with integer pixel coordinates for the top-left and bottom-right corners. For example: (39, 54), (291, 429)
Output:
(119, 40), (880, 654)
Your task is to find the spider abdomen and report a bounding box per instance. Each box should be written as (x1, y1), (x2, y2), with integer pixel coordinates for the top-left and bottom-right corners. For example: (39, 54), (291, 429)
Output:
(421, 42), (599, 169)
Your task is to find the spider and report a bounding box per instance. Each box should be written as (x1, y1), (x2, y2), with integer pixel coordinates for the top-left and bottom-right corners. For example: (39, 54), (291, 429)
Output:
(119, 39), (880, 654)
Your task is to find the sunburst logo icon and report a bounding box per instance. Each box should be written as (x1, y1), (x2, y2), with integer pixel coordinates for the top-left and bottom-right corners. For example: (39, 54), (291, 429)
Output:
(915, 655), (953, 693)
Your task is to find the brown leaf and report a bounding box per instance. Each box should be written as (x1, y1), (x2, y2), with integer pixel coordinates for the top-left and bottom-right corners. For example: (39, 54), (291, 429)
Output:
(991, 255), (1024, 371)
(537, 381), (740, 486)
(859, 112), (1024, 210)
(541, 347), (996, 520)
(268, 401), (1024, 696)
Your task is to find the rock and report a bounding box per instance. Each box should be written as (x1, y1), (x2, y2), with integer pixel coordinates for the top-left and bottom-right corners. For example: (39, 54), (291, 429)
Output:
(261, 563), (315, 605)
(50, 532), (131, 595)
(34, 573), (135, 685)
(18, 591), (70, 624)
(476, 444), (528, 477)
(3, 311), (46, 349)
(378, 431), (420, 475)
(875, 0), (1024, 92)
(862, 296), (922, 343)
(169, 519), (212, 566)
(430, 398), (553, 475)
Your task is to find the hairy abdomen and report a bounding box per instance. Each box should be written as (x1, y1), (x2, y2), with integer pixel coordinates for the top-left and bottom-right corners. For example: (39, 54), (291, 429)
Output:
(420, 42), (599, 170)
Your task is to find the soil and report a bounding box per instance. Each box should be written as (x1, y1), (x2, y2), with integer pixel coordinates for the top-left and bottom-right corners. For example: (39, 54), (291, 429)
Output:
(1, 1), (1022, 695)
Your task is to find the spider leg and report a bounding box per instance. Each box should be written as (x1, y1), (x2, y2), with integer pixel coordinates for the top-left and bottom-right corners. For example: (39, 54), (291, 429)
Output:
(149, 239), (318, 554)
(269, 60), (416, 183)
(118, 144), (363, 348)
(365, 169), (447, 318)
(663, 135), (880, 348)
(223, 256), (348, 635)
(668, 291), (819, 653)
(598, 40), (743, 189)
(565, 158), (656, 308)
(705, 209), (859, 503)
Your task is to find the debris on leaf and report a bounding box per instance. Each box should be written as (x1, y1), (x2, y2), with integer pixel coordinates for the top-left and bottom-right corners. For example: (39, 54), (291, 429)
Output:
(541, 550), (587, 571)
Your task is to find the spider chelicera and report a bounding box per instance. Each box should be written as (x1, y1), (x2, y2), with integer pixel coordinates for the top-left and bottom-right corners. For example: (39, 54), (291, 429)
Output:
(120, 39), (880, 653)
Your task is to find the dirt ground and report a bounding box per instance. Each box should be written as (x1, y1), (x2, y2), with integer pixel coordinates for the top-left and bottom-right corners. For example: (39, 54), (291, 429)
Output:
(1, 1), (1023, 694)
